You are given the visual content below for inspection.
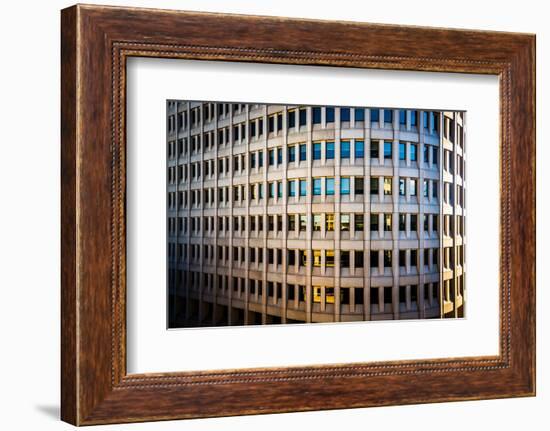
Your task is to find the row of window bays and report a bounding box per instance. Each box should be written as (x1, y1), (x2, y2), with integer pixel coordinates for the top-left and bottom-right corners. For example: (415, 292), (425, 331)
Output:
(167, 176), (449, 211)
(167, 103), (464, 145)
(167, 137), (451, 175)
(167, 211), (463, 240)
(174, 269), (442, 311)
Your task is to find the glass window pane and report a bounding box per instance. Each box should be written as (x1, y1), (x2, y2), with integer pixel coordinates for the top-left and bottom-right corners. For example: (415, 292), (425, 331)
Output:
(370, 108), (380, 122)
(384, 109), (393, 123)
(326, 107), (335, 123)
(341, 141), (350, 159)
(326, 178), (335, 195)
(288, 180), (295, 197)
(340, 108), (350, 122)
(384, 141), (393, 159)
(341, 214), (350, 231)
(399, 142), (406, 160)
(326, 141), (335, 159)
(299, 179), (307, 196)
(340, 177), (350, 195)
(355, 140), (364, 158)
(313, 178), (322, 195)
(312, 107), (321, 124)
(384, 177), (392, 195)
(313, 142), (321, 160)
(355, 108), (365, 122)
(299, 144), (307, 161)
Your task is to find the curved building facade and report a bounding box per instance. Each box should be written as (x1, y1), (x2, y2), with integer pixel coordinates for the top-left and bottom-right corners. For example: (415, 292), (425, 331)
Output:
(167, 102), (465, 327)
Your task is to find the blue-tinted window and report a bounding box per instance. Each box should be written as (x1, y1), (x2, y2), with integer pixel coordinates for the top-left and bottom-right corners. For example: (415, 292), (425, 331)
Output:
(384, 109), (393, 123)
(277, 148), (283, 164)
(384, 141), (393, 159)
(299, 144), (307, 161)
(288, 111), (296, 128)
(326, 107), (335, 123)
(410, 144), (417, 161)
(288, 146), (296, 162)
(326, 141), (335, 159)
(399, 142), (406, 160)
(277, 181), (283, 198)
(312, 107), (322, 124)
(299, 179), (307, 196)
(250, 153), (256, 169)
(258, 151), (263, 167)
(399, 110), (406, 125)
(411, 110), (418, 127)
(313, 178), (322, 195)
(340, 108), (351, 122)
(269, 182), (275, 198)
(313, 142), (322, 160)
(340, 177), (350, 195)
(288, 180), (296, 197)
(355, 108), (365, 122)
(423, 111), (429, 129)
(370, 108), (380, 122)
(268, 116), (275, 133)
(326, 178), (335, 195)
(355, 140), (364, 158)
(341, 141), (351, 159)
(258, 183), (263, 199)
(299, 109), (307, 126)
(269, 149), (275, 165)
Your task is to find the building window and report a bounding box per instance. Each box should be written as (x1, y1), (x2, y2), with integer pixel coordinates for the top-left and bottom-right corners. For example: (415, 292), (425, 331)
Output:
(268, 182), (275, 198)
(288, 214), (296, 231)
(269, 149), (275, 166)
(384, 141), (393, 159)
(277, 147), (283, 164)
(268, 115), (275, 133)
(312, 107), (321, 124)
(370, 250), (379, 268)
(410, 143), (417, 161)
(411, 110), (418, 127)
(411, 214), (418, 231)
(341, 251), (350, 268)
(355, 108), (365, 122)
(340, 214), (350, 231)
(312, 178), (322, 196)
(423, 179), (429, 197)
(370, 214), (379, 232)
(370, 140), (379, 159)
(355, 251), (364, 268)
(399, 142), (406, 160)
(383, 177), (392, 195)
(299, 143), (307, 161)
(299, 179), (307, 197)
(258, 151), (264, 167)
(313, 142), (322, 160)
(313, 250), (322, 267)
(326, 107), (335, 123)
(288, 145), (296, 163)
(409, 179), (417, 196)
(399, 177), (406, 196)
(371, 108), (380, 123)
(326, 250), (335, 267)
(384, 109), (393, 124)
(340, 108), (350, 123)
(313, 214), (322, 231)
(340, 141), (350, 159)
(355, 140), (364, 158)
(341, 177), (350, 195)
(355, 177), (364, 195)
(355, 214), (364, 232)
(370, 177), (379, 195)
(384, 214), (392, 231)
(326, 141), (335, 159)
(326, 214), (335, 232)
(288, 110), (296, 128)
(299, 108), (307, 126)
(384, 250), (392, 267)
(326, 177), (335, 196)
(288, 180), (296, 197)
(399, 214), (406, 231)
(399, 110), (406, 125)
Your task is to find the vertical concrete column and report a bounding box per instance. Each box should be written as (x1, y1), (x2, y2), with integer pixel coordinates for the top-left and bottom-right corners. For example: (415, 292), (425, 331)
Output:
(364, 107), (372, 320)
(227, 105), (234, 326)
(243, 105), (251, 324)
(261, 106), (269, 324)
(392, 110), (400, 319)
(334, 107), (341, 322)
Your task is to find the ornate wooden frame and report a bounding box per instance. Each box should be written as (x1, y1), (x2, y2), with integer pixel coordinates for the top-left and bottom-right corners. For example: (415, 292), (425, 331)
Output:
(61, 4), (536, 425)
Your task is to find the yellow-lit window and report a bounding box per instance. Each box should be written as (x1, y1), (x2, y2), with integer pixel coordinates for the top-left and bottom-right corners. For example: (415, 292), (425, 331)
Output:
(326, 250), (335, 267)
(325, 287), (335, 304)
(384, 177), (392, 195)
(313, 250), (322, 267)
(326, 213), (335, 231)
(313, 286), (322, 303)
(313, 214), (322, 231)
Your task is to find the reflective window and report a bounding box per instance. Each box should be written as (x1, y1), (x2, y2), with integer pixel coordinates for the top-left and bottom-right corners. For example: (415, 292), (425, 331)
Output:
(326, 177), (335, 195)
(355, 140), (364, 158)
(384, 141), (393, 159)
(340, 214), (350, 231)
(312, 178), (322, 196)
(341, 141), (351, 159)
(299, 143), (307, 161)
(313, 142), (322, 160)
(312, 107), (321, 124)
(326, 141), (335, 159)
(341, 177), (350, 195)
(299, 179), (307, 196)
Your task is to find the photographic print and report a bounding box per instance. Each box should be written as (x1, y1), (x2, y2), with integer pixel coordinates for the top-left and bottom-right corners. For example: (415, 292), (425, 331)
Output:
(167, 102), (466, 328)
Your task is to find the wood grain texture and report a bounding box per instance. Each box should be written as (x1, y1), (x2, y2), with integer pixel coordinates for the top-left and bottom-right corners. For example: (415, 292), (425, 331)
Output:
(60, 4), (536, 425)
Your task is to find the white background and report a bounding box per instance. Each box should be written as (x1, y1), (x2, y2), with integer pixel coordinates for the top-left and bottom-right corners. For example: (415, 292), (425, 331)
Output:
(0, 0), (547, 430)
(127, 59), (499, 373)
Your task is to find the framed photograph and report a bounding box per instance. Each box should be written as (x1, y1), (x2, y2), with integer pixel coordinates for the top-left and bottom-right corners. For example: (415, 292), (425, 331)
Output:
(61, 4), (536, 425)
